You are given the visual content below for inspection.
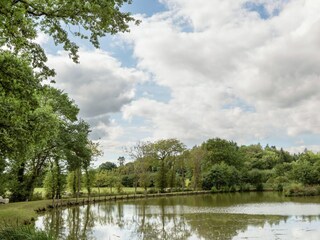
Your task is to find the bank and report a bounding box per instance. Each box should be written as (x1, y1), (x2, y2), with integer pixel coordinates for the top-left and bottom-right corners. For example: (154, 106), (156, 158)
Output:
(0, 190), (210, 225)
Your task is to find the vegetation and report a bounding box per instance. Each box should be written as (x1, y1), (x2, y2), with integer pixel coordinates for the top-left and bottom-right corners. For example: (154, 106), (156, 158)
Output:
(0, 0), (139, 78)
(1, 0), (320, 235)
(0, 0), (137, 203)
(106, 139), (320, 197)
(0, 225), (53, 240)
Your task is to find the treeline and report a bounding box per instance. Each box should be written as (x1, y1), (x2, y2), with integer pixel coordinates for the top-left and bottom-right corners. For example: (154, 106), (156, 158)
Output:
(0, 53), (100, 202)
(91, 138), (320, 195)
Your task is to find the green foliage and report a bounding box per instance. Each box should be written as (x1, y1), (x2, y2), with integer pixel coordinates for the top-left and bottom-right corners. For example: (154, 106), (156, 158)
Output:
(43, 170), (55, 199)
(247, 169), (264, 190)
(290, 160), (317, 185)
(202, 162), (239, 190)
(99, 161), (117, 171)
(203, 138), (241, 167)
(67, 170), (81, 197)
(0, 52), (39, 161)
(0, 226), (53, 240)
(267, 176), (289, 192)
(0, 0), (139, 78)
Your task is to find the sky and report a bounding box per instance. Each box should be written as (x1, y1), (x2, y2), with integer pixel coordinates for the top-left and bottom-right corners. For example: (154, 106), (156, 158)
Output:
(40, 0), (320, 166)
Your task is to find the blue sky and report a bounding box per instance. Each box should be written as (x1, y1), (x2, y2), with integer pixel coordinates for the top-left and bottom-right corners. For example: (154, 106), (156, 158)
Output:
(44, 0), (320, 165)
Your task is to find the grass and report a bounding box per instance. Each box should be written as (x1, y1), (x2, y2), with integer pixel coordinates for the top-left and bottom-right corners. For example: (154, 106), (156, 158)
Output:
(0, 225), (53, 240)
(0, 199), (53, 225)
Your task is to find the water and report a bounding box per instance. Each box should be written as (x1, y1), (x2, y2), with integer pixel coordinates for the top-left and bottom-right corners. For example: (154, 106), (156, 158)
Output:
(35, 192), (320, 239)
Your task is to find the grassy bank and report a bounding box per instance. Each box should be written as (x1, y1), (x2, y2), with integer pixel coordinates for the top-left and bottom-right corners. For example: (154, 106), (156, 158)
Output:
(0, 200), (53, 225)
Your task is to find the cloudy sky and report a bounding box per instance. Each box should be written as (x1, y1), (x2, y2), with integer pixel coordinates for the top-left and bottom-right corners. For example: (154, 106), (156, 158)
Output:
(42, 0), (320, 165)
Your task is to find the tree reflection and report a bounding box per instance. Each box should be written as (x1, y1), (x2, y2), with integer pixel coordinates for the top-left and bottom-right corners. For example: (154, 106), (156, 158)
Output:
(36, 193), (319, 240)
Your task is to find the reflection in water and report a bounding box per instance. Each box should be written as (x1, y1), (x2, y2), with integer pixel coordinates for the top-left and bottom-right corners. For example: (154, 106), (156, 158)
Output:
(35, 193), (320, 240)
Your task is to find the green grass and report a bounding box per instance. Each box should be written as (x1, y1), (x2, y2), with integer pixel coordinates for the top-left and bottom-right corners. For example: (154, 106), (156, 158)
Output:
(0, 200), (53, 225)
(0, 225), (53, 240)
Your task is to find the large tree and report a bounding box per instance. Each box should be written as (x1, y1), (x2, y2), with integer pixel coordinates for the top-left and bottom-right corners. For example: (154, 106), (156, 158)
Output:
(0, 0), (139, 78)
(151, 139), (186, 192)
(203, 138), (241, 168)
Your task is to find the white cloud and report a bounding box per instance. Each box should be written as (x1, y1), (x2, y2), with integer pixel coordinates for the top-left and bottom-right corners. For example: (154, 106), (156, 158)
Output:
(119, 0), (320, 150)
(34, 32), (49, 45)
(48, 49), (147, 119)
(47, 49), (148, 161)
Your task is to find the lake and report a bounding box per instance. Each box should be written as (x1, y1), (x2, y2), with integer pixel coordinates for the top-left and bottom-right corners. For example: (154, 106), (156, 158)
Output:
(35, 192), (320, 239)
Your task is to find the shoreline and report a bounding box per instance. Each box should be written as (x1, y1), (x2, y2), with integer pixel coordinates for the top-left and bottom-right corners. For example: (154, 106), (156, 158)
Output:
(0, 190), (210, 225)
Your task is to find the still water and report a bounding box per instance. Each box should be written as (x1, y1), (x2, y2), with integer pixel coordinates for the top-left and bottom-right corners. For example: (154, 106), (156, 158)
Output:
(35, 192), (320, 240)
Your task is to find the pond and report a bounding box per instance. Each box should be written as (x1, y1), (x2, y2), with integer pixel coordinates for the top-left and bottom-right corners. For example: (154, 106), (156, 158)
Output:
(35, 192), (320, 239)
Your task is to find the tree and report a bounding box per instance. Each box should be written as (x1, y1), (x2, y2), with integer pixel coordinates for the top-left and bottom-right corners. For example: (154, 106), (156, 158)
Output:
(247, 169), (264, 191)
(152, 139), (186, 192)
(290, 160), (317, 185)
(43, 164), (62, 199)
(202, 162), (239, 190)
(136, 157), (152, 193)
(0, 52), (40, 162)
(67, 170), (81, 197)
(188, 147), (206, 190)
(7, 84), (81, 201)
(203, 138), (241, 168)
(99, 161), (117, 171)
(118, 156), (125, 167)
(64, 120), (94, 199)
(125, 141), (153, 193)
(0, 0), (139, 78)
(94, 171), (108, 197)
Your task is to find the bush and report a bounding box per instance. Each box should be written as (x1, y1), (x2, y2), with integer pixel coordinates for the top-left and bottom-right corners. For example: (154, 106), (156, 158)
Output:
(284, 183), (304, 196)
(211, 186), (219, 193)
(31, 192), (43, 201)
(229, 185), (237, 192)
(147, 188), (158, 194)
(256, 183), (264, 191)
(239, 184), (250, 192)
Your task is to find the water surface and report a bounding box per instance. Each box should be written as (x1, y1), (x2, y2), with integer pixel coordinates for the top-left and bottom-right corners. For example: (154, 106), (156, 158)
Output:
(35, 192), (320, 239)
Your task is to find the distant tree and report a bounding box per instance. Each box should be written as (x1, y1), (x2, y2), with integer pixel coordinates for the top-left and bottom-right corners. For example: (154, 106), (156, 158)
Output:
(152, 139), (186, 192)
(99, 162), (117, 171)
(203, 138), (241, 168)
(290, 160), (317, 185)
(118, 156), (125, 167)
(188, 147), (206, 190)
(94, 171), (108, 197)
(202, 162), (239, 190)
(247, 169), (264, 191)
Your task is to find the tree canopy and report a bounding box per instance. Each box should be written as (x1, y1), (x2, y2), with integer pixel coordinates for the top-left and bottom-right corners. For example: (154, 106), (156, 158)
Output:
(0, 0), (139, 78)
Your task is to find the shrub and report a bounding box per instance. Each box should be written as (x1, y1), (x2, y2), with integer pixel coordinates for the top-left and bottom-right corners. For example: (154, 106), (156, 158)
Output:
(31, 192), (43, 201)
(211, 186), (219, 193)
(256, 183), (264, 192)
(239, 184), (250, 192)
(147, 188), (158, 194)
